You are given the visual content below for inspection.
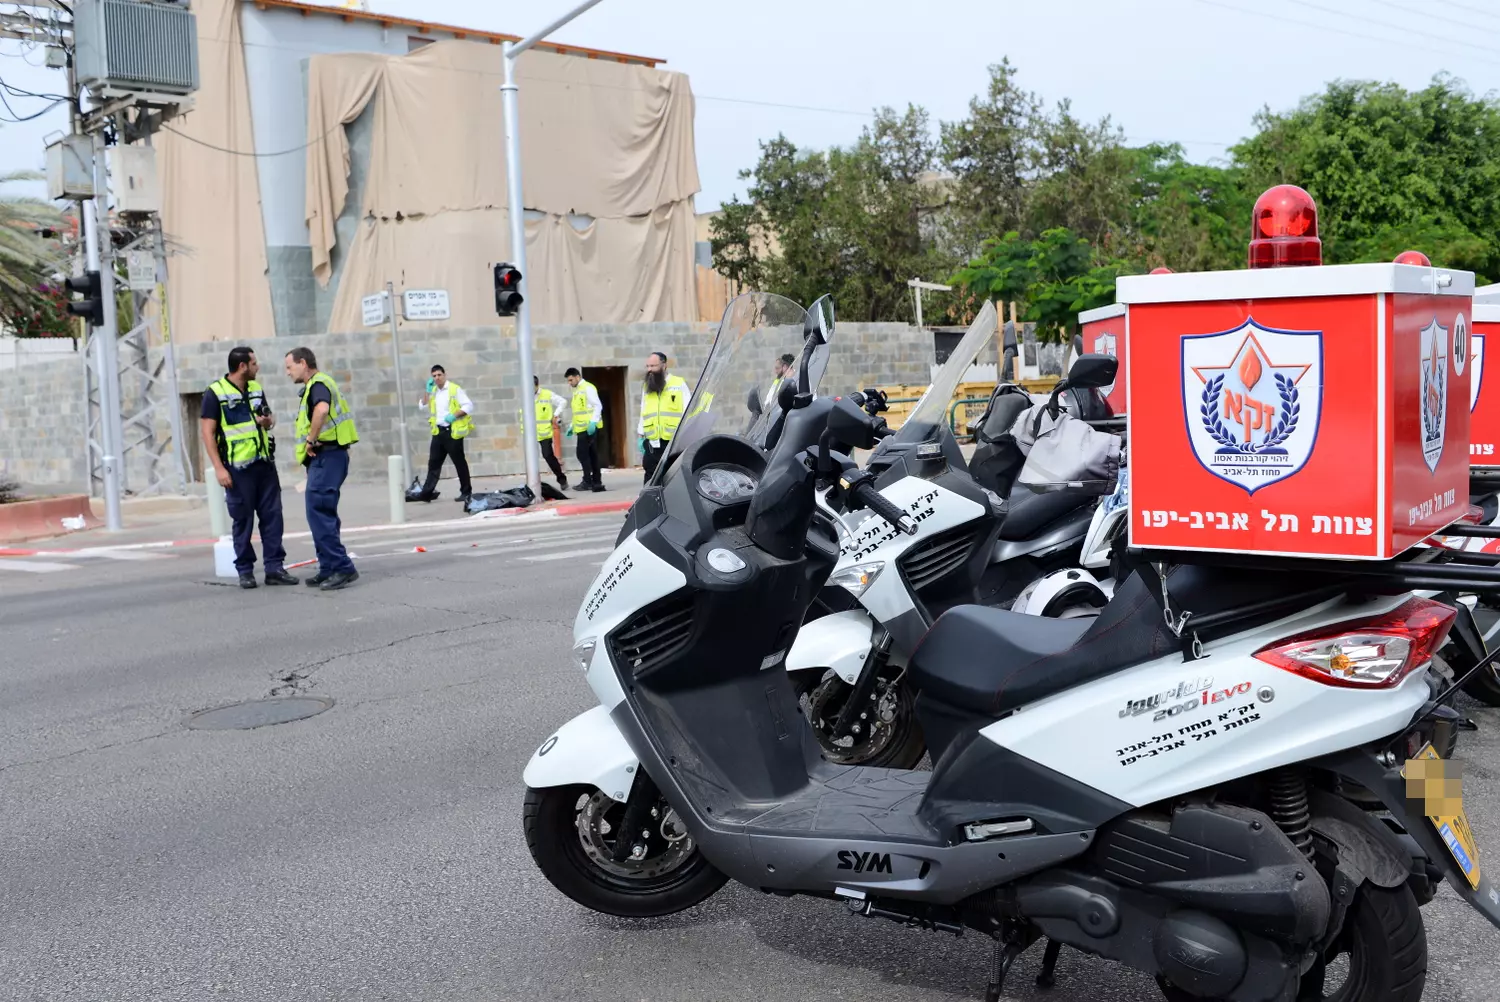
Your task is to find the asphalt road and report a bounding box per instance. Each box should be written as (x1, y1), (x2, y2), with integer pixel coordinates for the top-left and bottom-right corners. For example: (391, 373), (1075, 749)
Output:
(4, 515), (1500, 1001)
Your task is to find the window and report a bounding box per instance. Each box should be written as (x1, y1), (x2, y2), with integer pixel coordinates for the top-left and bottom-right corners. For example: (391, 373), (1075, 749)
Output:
(408, 36), (434, 52)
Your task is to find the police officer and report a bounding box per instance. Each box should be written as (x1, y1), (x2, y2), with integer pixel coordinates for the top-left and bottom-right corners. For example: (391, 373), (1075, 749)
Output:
(285, 347), (360, 591)
(637, 351), (689, 480)
(520, 374), (569, 490)
(200, 346), (296, 589)
(565, 367), (606, 492)
(417, 364), (474, 504)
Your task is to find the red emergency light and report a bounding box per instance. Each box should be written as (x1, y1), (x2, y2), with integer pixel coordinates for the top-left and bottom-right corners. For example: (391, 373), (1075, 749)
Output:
(1394, 250), (1432, 266)
(1248, 184), (1322, 269)
(1149, 267), (1174, 275)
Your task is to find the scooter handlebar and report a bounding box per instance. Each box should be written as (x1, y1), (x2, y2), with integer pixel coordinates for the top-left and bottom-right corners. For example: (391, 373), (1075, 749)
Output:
(850, 479), (918, 536)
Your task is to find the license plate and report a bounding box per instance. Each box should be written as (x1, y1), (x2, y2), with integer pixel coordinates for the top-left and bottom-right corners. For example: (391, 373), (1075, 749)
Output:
(1403, 743), (1483, 889)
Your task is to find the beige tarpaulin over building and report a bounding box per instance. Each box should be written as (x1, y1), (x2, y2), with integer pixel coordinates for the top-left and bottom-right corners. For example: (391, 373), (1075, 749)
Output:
(157, 0), (275, 347)
(305, 40), (700, 330)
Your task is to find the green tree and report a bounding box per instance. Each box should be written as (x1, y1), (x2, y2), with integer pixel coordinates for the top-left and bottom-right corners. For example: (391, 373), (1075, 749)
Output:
(1025, 102), (1135, 250)
(939, 59), (1040, 254)
(950, 226), (1121, 352)
(1125, 144), (1252, 273)
(0, 168), (66, 331)
(710, 106), (958, 323)
(1233, 75), (1500, 279)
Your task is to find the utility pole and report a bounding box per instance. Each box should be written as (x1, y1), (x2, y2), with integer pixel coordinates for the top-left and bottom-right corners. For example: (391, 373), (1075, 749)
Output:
(502, 0), (606, 498)
(85, 131), (125, 530)
(385, 281), (412, 484)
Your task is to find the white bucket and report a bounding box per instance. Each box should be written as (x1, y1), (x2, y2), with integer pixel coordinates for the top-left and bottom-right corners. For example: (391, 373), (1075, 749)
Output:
(213, 535), (238, 578)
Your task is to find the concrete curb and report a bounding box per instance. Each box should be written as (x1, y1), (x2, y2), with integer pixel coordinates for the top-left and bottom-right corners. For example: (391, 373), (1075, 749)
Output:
(0, 498), (635, 557)
(0, 494), (101, 544)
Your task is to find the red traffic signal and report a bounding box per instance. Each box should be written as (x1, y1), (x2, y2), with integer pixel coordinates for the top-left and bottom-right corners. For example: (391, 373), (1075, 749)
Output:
(494, 262), (523, 317)
(64, 270), (104, 327)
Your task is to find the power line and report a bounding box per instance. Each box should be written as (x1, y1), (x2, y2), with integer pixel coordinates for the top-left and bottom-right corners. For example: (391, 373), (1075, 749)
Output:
(1433, 0), (1500, 24)
(158, 119), (347, 157)
(1285, 0), (1500, 59)
(0, 84), (59, 122)
(1193, 0), (1466, 62)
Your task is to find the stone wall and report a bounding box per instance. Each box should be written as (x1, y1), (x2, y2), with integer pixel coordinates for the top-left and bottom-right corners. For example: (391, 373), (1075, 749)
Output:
(1, 321), (934, 492)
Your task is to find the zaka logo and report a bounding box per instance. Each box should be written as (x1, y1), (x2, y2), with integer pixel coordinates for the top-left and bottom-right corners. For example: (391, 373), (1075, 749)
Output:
(1421, 318), (1449, 473)
(1473, 333), (1486, 414)
(1091, 332), (1118, 395)
(1182, 319), (1322, 495)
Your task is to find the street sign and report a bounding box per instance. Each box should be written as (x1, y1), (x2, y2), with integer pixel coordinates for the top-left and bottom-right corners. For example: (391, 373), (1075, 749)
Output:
(362, 292), (388, 327)
(125, 250), (156, 292)
(403, 288), (451, 321)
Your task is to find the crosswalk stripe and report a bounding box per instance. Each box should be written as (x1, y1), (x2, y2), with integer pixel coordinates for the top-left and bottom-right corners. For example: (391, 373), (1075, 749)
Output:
(0, 559), (75, 573)
(519, 545), (618, 563)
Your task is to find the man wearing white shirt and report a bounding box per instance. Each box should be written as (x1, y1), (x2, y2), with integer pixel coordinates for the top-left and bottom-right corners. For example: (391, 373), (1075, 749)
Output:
(565, 367), (607, 492)
(417, 364), (474, 503)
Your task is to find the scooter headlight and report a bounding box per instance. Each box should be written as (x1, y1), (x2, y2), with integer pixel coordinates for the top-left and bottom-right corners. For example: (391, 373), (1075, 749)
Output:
(830, 561), (884, 598)
(573, 638), (598, 672)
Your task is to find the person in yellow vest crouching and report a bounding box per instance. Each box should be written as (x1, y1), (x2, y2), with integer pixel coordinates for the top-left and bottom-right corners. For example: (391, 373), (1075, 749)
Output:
(415, 364), (473, 504)
(565, 367), (607, 493)
(518, 375), (569, 491)
(285, 346), (360, 591)
(637, 350), (689, 482)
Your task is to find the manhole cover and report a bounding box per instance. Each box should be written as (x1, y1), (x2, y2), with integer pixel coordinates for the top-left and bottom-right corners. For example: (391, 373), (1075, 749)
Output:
(186, 696), (334, 730)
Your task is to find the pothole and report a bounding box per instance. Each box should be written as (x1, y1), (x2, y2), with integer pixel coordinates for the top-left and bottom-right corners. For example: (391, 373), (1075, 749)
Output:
(186, 696), (334, 730)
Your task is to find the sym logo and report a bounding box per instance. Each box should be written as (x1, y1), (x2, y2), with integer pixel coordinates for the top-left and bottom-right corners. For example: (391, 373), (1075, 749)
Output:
(837, 850), (893, 874)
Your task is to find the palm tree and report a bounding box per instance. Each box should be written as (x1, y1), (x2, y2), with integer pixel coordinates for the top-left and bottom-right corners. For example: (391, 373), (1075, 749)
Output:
(0, 168), (65, 318)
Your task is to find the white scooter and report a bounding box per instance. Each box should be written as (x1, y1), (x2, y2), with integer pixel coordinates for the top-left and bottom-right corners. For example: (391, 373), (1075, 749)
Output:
(785, 306), (1119, 766)
(524, 291), (1499, 1002)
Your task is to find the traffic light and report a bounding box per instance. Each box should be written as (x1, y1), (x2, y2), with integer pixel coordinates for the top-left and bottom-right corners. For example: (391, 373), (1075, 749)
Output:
(65, 270), (104, 327)
(494, 262), (523, 317)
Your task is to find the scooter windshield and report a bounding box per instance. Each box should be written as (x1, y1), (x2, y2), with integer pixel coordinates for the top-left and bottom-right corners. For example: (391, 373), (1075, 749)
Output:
(884, 300), (999, 448)
(650, 292), (827, 484)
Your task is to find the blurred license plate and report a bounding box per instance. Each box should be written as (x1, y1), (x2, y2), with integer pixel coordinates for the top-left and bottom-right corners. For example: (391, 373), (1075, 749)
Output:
(1403, 743), (1482, 890)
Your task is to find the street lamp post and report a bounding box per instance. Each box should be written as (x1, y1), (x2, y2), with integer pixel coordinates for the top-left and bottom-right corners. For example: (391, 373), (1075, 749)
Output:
(502, 0), (607, 498)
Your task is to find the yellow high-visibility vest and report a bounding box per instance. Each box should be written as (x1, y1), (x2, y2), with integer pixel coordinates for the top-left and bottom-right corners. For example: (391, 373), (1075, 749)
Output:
(295, 371), (359, 464)
(429, 382), (473, 439)
(641, 374), (689, 442)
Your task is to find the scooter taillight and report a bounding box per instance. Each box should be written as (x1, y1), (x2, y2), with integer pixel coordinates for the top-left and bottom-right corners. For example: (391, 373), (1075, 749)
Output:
(1252, 598), (1457, 689)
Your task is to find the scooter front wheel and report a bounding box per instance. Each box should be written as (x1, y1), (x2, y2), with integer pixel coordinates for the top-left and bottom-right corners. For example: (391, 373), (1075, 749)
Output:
(523, 784), (727, 917)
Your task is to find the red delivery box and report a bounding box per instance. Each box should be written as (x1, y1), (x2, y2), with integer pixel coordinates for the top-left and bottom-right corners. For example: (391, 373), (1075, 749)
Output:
(1119, 263), (1473, 560)
(1471, 285), (1500, 468)
(1079, 303), (1126, 415)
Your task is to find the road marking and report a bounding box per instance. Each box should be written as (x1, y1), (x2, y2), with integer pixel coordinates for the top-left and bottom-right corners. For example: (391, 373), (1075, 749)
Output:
(519, 546), (618, 563)
(0, 559), (75, 573)
(71, 549), (171, 561)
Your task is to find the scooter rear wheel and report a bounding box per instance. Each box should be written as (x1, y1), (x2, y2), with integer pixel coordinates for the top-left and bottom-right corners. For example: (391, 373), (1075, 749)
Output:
(523, 784), (727, 918)
(1156, 883), (1426, 1002)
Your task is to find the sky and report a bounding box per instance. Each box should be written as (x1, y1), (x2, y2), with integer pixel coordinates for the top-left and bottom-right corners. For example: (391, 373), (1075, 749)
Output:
(2, 0), (1499, 210)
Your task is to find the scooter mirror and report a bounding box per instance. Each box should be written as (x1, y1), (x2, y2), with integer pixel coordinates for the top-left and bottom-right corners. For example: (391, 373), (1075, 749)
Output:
(1067, 353), (1118, 391)
(805, 295), (836, 345)
(747, 385), (763, 417)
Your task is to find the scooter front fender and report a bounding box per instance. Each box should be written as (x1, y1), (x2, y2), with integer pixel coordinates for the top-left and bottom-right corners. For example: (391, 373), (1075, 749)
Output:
(523, 704), (640, 802)
(786, 609), (874, 685)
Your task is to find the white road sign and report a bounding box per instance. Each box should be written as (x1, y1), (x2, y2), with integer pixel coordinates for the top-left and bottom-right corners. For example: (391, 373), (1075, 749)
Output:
(362, 292), (388, 327)
(125, 250), (156, 292)
(402, 288), (451, 321)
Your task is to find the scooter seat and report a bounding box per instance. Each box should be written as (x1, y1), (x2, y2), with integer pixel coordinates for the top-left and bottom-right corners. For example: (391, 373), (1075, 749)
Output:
(910, 565), (1342, 717)
(998, 484), (1098, 541)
